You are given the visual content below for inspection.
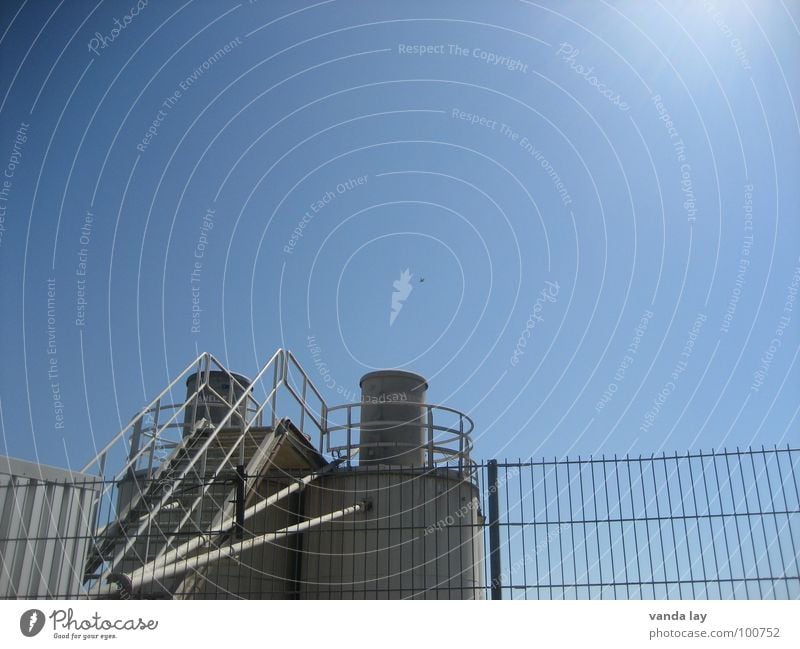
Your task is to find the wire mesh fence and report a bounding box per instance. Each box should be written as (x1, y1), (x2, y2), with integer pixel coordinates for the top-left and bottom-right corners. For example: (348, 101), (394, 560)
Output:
(1, 446), (797, 599)
(482, 446), (800, 600)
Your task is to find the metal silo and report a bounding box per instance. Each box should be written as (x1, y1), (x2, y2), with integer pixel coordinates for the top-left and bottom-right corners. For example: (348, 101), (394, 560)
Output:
(299, 467), (484, 599)
(301, 370), (484, 599)
(183, 370), (252, 437)
(359, 370), (428, 466)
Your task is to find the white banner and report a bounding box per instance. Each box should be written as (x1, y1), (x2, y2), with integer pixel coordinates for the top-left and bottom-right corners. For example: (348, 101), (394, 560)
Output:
(1, 600), (797, 648)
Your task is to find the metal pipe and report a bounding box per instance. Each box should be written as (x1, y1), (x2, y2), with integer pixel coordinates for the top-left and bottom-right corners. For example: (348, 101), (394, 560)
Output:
(96, 467), (330, 594)
(127, 500), (368, 590)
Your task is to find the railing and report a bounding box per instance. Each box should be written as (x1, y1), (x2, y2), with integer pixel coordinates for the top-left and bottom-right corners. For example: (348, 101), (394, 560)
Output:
(283, 349), (329, 449)
(80, 349), (331, 589)
(81, 350), (330, 481)
(81, 353), (211, 479)
(324, 401), (475, 475)
(125, 397), (263, 474)
(82, 355), (263, 540)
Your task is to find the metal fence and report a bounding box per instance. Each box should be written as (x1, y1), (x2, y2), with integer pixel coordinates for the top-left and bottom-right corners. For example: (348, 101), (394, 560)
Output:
(1, 446), (797, 599)
(483, 446), (800, 600)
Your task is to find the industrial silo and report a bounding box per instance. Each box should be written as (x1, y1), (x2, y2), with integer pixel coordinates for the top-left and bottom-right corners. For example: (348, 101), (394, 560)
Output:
(183, 370), (253, 436)
(359, 370), (428, 466)
(300, 370), (484, 599)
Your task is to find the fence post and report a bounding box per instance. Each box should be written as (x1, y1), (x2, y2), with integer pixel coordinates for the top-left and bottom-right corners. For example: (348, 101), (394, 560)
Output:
(488, 459), (502, 600)
(235, 465), (246, 539)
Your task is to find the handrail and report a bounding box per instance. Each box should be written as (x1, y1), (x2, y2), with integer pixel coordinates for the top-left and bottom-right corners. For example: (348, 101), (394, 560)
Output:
(283, 349), (328, 440)
(323, 402), (475, 474)
(80, 354), (268, 526)
(150, 373), (288, 560)
(285, 350), (328, 412)
(96, 349), (285, 584)
(80, 353), (209, 474)
(82, 364), (215, 529)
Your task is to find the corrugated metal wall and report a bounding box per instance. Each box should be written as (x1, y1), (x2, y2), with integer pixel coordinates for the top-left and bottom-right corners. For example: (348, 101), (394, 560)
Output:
(0, 456), (101, 599)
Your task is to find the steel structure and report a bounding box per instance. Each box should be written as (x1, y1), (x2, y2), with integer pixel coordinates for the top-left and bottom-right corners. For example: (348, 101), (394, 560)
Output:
(0, 349), (796, 600)
(77, 349), (478, 599)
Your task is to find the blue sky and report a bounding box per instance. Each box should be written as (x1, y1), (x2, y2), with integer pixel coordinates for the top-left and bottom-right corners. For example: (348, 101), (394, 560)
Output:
(0, 0), (797, 471)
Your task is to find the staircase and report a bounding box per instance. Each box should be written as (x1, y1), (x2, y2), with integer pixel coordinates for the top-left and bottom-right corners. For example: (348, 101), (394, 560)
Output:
(84, 423), (282, 594)
(80, 350), (330, 597)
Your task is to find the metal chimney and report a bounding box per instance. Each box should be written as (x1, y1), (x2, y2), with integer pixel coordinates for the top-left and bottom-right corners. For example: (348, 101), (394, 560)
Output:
(184, 370), (251, 437)
(359, 369), (428, 466)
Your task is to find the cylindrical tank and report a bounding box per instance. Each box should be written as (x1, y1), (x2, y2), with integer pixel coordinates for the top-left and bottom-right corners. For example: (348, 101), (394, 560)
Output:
(299, 467), (485, 599)
(184, 371), (251, 437)
(359, 370), (428, 466)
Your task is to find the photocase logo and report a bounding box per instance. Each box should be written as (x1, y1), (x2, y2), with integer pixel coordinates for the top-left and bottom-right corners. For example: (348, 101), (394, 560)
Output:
(390, 268), (413, 326)
(20, 609), (45, 637)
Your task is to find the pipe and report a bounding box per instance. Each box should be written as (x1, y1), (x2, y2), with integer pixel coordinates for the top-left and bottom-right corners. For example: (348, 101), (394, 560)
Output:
(88, 468), (329, 597)
(127, 500), (368, 589)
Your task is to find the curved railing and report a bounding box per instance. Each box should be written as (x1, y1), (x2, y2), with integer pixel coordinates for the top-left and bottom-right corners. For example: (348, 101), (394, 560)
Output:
(324, 401), (475, 476)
